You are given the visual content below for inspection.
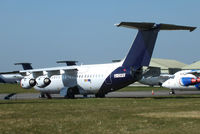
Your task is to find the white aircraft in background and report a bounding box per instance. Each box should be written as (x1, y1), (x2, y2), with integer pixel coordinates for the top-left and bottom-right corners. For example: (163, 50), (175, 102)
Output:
(3, 22), (196, 99)
(0, 63), (33, 84)
(162, 70), (200, 94)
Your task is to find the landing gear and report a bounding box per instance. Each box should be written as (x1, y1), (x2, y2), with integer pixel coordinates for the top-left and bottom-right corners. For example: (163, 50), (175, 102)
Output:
(64, 88), (75, 99)
(45, 93), (52, 99)
(158, 82), (162, 87)
(39, 93), (52, 99)
(169, 89), (175, 95)
(83, 94), (88, 98)
(95, 93), (105, 98)
(39, 93), (46, 98)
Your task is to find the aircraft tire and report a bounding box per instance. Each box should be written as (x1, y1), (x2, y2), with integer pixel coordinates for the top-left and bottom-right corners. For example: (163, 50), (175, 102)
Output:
(65, 88), (75, 99)
(169, 90), (175, 95)
(95, 93), (105, 98)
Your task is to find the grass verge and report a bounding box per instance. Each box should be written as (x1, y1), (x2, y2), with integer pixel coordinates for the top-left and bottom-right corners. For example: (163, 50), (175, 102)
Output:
(0, 84), (38, 94)
(0, 97), (200, 134)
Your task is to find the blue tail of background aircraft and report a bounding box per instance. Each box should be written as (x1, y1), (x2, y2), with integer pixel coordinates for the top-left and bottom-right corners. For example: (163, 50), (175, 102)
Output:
(116, 22), (196, 70)
(14, 63), (33, 70)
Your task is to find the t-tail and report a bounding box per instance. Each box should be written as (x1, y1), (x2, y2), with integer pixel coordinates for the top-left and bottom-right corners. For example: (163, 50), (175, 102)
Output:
(116, 22), (196, 70)
(14, 63), (33, 70)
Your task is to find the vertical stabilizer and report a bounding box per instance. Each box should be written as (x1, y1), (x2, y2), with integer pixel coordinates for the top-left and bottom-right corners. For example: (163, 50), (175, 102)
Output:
(122, 29), (159, 69)
(116, 22), (196, 69)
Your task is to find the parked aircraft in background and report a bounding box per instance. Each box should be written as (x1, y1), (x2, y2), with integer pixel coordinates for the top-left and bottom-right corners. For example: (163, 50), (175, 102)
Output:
(139, 67), (180, 86)
(162, 70), (200, 94)
(0, 63), (33, 84)
(2, 22), (196, 99)
(56, 60), (78, 66)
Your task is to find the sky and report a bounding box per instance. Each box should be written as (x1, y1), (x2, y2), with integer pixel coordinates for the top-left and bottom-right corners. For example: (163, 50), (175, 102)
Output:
(0, 0), (200, 71)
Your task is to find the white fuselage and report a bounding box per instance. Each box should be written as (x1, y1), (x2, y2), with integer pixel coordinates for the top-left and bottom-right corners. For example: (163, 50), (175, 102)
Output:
(33, 62), (122, 94)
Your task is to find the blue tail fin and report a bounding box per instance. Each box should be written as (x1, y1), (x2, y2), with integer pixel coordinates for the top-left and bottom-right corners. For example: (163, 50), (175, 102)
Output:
(122, 29), (159, 69)
(116, 22), (196, 69)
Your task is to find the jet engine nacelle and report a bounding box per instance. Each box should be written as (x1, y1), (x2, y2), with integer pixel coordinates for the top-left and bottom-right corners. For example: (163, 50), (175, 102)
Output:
(20, 77), (36, 89)
(36, 76), (51, 88)
(180, 77), (200, 86)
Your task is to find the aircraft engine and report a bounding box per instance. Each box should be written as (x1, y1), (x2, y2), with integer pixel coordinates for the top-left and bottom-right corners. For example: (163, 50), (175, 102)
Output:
(180, 77), (200, 86)
(20, 77), (36, 89)
(36, 76), (51, 88)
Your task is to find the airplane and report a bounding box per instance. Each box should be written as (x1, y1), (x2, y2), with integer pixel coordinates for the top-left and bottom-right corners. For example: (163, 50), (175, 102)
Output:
(59, 61), (171, 87)
(138, 67), (173, 86)
(139, 67), (180, 86)
(162, 70), (200, 94)
(5, 22), (196, 99)
(0, 63), (33, 84)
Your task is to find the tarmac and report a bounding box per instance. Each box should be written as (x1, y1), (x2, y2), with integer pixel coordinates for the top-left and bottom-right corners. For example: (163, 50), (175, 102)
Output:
(1, 90), (200, 100)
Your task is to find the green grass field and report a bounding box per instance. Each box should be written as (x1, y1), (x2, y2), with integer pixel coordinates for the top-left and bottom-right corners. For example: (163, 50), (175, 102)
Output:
(0, 84), (38, 94)
(1, 97), (200, 134)
(1, 84), (200, 133)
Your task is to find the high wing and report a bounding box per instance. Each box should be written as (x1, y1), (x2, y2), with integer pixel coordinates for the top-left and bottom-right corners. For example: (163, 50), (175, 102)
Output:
(19, 66), (78, 78)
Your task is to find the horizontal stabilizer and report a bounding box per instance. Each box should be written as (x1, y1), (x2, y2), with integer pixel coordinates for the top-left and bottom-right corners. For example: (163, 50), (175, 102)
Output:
(116, 22), (196, 32)
(56, 60), (78, 66)
(159, 23), (196, 32)
(115, 22), (155, 30)
(14, 63), (33, 70)
(14, 62), (32, 65)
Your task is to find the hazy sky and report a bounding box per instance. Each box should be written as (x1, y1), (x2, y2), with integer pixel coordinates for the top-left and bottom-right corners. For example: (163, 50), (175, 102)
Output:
(0, 0), (199, 71)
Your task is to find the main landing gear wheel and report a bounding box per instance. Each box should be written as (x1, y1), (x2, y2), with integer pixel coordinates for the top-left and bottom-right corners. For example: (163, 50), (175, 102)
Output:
(39, 93), (46, 98)
(39, 93), (52, 99)
(95, 93), (105, 98)
(65, 88), (75, 99)
(169, 89), (175, 95)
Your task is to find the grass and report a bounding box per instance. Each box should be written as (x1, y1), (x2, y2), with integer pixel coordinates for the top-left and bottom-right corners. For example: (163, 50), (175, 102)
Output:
(1, 97), (200, 134)
(1, 83), (198, 133)
(0, 84), (38, 94)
